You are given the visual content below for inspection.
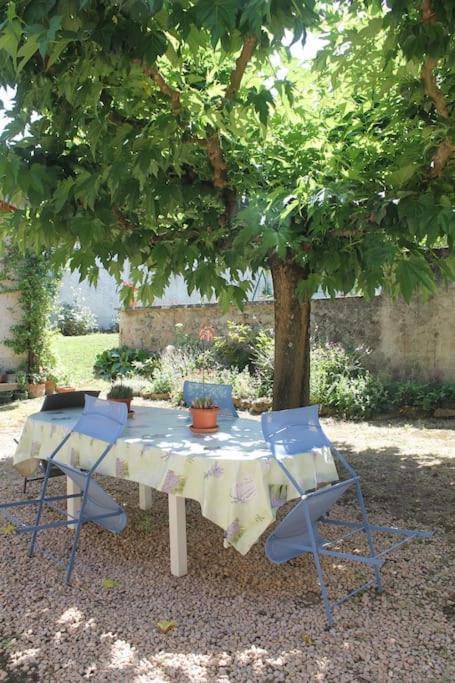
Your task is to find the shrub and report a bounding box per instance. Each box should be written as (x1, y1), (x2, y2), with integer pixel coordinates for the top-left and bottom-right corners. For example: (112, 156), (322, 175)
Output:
(251, 329), (274, 396)
(213, 321), (257, 370)
(56, 291), (98, 336)
(148, 369), (174, 394)
(387, 380), (455, 413)
(94, 346), (159, 380)
(311, 344), (388, 418)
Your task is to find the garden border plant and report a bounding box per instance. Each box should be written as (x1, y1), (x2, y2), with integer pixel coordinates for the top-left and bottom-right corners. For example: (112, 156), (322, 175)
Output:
(99, 323), (455, 420)
(0, 245), (59, 392)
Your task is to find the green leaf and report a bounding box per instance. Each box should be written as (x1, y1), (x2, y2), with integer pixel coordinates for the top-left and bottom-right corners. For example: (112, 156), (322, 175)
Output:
(194, 0), (239, 46)
(102, 578), (120, 589)
(389, 163), (417, 187)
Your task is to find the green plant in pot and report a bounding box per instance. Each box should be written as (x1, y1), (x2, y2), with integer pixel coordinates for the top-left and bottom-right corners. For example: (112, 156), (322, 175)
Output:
(107, 384), (134, 413)
(190, 397), (219, 431)
(42, 368), (60, 395)
(27, 370), (46, 399)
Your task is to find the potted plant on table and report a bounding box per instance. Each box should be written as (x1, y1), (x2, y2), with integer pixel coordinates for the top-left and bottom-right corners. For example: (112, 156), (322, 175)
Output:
(190, 396), (220, 431)
(188, 321), (220, 431)
(107, 384), (134, 413)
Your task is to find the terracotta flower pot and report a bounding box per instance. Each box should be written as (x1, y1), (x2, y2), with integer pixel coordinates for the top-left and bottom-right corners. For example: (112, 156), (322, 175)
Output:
(45, 380), (56, 395)
(56, 386), (76, 393)
(27, 383), (46, 399)
(109, 397), (132, 413)
(190, 406), (219, 430)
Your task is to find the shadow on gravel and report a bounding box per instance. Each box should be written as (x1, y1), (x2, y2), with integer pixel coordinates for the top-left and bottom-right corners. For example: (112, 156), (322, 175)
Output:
(335, 441), (455, 532)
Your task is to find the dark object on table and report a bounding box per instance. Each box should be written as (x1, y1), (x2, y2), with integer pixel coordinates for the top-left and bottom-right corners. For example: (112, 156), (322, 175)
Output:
(22, 391), (100, 492)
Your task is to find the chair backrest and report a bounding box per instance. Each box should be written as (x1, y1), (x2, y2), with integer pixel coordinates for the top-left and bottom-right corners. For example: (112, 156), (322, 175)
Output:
(72, 395), (128, 443)
(183, 381), (238, 418)
(41, 390), (100, 412)
(261, 405), (332, 454)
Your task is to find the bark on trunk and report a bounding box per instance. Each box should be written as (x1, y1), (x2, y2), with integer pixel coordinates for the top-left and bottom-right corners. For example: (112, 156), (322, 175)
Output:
(270, 259), (311, 410)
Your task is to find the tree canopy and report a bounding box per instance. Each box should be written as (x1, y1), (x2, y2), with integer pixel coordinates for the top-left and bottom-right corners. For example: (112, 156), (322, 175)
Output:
(0, 0), (454, 407)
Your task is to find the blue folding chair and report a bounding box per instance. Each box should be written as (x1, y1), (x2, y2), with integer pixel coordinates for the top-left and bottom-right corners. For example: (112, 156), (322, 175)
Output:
(0, 395), (128, 584)
(261, 406), (433, 628)
(183, 380), (238, 419)
(22, 390), (101, 493)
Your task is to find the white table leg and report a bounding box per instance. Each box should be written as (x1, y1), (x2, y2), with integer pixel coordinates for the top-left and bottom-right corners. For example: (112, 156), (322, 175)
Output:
(66, 476), (81, 522)
(139, 484), (153, 511)
(168, 494), (187, 577)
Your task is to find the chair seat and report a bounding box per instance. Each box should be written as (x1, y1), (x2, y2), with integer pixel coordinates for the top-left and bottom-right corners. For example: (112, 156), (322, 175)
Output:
(266, 479), (354, 564)
(53, 461), (127, 533)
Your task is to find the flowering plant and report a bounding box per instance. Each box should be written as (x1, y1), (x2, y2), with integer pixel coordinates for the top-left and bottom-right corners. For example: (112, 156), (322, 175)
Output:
(198, 322), (215, 387)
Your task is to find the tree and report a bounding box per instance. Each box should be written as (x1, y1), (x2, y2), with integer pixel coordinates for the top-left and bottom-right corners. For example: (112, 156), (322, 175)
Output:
(0, 0), (454, 409)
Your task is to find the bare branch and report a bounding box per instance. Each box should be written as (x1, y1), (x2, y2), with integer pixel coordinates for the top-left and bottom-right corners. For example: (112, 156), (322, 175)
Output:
(225, 34), (257, 100)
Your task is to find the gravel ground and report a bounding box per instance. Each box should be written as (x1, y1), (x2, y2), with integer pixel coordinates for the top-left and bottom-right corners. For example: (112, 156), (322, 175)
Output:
(0, 400), (454, 682)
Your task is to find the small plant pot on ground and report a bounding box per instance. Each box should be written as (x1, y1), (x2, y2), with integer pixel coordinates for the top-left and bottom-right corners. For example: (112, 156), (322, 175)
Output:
(45, 380), (57, 395)
(56, 386), (76, 393)
(27, 383), (46, 399)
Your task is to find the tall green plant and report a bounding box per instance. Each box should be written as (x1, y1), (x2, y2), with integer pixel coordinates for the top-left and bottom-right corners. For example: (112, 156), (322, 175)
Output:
(0, 247), (58, 378)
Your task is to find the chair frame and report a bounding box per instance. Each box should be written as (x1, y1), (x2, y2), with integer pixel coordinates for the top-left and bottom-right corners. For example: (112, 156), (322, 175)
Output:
(263, 410), (433, 628)
(1, 398), (126, 584)
(21, 391), (100, 493)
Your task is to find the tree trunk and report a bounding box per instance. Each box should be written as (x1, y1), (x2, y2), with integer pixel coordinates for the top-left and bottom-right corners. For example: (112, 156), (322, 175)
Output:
(270, 259), (311, 410)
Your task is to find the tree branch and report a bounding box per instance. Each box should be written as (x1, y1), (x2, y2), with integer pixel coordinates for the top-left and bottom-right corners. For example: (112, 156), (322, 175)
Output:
(421, 56), (449, 118)
(0, 200), (17, 212)
(225, 34), (257, 100)
(429, 137), (455, 178)
(113, 207), (137, 232)
(207, 134), (228, 189)
(422, 0), (436, 24)
(420, 1), (453, 178)
(135, 60), (181, 114)
(134, 34), (257, 213)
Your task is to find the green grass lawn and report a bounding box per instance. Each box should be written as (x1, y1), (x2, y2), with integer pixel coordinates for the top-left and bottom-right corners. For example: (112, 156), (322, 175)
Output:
(52, 332), (118, 387)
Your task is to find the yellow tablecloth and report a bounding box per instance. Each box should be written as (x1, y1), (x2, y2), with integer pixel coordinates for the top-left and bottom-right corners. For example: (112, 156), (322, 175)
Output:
(13, 406), (338, 554)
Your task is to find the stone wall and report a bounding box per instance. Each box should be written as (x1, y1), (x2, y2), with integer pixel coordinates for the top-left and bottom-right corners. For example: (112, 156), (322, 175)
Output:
(120, 283), (455, 382)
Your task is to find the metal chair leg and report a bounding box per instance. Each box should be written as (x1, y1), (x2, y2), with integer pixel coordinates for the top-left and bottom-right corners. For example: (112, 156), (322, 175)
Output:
(23, 478), (27, 495)
(302, 502), (334, 628)
(28, 464), (52, 558)
(65, 477), (91, 584)
(354, 481), (383, 592)
(65, 517), (84, 585)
